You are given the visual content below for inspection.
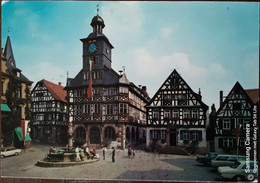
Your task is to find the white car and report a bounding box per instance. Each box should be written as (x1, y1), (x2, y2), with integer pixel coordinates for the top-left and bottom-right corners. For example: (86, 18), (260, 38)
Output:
(1, 147), (22, 158)
(218, 160), (258, 181)
(211, 154), (246, 167)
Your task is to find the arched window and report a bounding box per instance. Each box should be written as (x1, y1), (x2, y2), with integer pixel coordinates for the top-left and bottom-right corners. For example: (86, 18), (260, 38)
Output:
(126, 127), (130, 141)
(76, 127), (85, 139)
(90, 127), (100, 144)
(105, 127), (116, 140)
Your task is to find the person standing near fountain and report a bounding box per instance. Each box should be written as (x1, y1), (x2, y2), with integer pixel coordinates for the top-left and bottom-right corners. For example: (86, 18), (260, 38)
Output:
(75, 147), (81, 162)
(102, 146), (106, 160)
(110, 147), (115, 162)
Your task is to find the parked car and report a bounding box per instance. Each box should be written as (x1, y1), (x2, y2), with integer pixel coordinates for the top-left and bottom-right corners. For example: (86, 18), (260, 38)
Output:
(196, 152), (218, 165)
(211, 154), (246, 167)
(1, 147), (22, 158)
(218, 160), (258, 181)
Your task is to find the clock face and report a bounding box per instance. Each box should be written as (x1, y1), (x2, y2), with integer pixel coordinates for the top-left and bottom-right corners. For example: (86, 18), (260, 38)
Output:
(89, 43), (97, 53)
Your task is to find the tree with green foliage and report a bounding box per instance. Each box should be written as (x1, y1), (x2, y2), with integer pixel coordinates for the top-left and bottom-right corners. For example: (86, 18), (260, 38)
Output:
(2, 79), (24, 146)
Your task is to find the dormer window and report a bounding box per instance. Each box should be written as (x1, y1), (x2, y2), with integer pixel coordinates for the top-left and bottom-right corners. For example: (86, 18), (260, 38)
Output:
(17, 71), (21, 77)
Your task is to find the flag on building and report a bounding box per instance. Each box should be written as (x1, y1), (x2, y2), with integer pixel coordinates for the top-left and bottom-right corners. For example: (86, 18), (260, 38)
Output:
(21, 120), (29, 140)
(87, 60), (94, 99)
(236, 123), (241, 146)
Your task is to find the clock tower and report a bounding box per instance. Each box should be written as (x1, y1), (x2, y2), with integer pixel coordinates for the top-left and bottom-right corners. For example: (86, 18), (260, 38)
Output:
(81, 10), (114, 71)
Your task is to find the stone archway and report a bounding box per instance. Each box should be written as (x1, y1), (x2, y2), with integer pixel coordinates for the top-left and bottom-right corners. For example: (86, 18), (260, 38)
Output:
(90, 127), (101, 144)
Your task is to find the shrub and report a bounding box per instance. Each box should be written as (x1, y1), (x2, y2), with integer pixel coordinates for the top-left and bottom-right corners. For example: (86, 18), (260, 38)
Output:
(101, 138), (111, 147)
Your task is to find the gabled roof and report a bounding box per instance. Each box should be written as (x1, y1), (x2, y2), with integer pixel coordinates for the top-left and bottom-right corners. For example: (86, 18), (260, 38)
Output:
(146, 69), (208, 109)
(245, 89), (259, 104)
(4, 35), (16, 67)
(2, 35), (33, 84)
(215, 81), (254, 117)
(41, 80), (67, 103)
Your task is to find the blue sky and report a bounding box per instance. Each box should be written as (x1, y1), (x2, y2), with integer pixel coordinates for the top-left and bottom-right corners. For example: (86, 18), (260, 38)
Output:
(2, 1), (259, 109)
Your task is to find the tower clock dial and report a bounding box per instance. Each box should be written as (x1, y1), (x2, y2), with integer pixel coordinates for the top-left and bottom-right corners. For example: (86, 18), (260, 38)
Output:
(88, 43), (97, 53)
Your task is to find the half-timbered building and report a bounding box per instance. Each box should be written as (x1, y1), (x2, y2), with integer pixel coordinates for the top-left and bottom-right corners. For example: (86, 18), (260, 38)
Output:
(1, 35), (33, 146)
(146, 69), (208, 153)
(30, 80), (67, 144)
(212, 82), (255, 154)
(64, 11), (149, 149)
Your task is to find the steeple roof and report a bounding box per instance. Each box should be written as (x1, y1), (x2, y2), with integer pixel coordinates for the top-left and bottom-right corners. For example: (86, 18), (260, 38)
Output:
(4, 35), (16, 67)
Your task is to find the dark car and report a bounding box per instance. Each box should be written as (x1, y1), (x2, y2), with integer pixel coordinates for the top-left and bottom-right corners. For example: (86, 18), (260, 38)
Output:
(196, 152), (218, 165)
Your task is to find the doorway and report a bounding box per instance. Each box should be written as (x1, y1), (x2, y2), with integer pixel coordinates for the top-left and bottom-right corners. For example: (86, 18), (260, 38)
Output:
(169, 129), (177, 146)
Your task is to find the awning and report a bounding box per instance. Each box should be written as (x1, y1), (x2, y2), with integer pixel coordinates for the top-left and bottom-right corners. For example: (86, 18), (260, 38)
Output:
(1, 104), (11, 112)
(14, 127), (32, 141)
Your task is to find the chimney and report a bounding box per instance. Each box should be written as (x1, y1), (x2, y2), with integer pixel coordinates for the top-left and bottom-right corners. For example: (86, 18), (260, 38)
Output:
(141, 86), (147, 94)
(58, 82), (62, 86)
(220, 91), (223, 106)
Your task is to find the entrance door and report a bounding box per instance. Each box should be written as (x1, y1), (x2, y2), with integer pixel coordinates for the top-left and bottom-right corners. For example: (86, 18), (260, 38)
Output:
(90, 127), (100, 144)
(169, 129), (177, 146)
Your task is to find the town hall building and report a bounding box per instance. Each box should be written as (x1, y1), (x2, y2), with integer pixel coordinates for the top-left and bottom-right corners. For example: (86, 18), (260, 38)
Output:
(64, 10), (149, 149)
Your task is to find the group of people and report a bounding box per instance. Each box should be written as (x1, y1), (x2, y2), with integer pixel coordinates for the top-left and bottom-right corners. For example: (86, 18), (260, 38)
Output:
(128, 146), (135, 159)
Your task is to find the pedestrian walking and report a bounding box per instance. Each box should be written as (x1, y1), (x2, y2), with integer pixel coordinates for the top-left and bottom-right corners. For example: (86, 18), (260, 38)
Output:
(128, 146), (132, 158)
(110, 147), (115, 162)
(102, 146), (107, 160)
(75, 146), (81, 162)
(132, 149), (135, 158)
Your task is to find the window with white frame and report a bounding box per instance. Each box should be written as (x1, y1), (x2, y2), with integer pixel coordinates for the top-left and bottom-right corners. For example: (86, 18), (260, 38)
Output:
(83, 104), (91, 114)
(164, 94), (171, 100)
(119, 103), (128, 114)
(192, 110), (198, 119)
(173, 110), (179, 118)
(119, 87), (128, 94)
(223, 119), (231, 129)
(106, 104), (114, 115)
(153, 130), (158, 139)
(183, 110), (190, 119)
(106, 88), (116, 96)
(161, 130), (166, 139)
(193, 130), (199, 140)
(164, 110), (170, 118)
(93, 88), (100, 96)
(183, 130), (189, 140)
(153, 110), (159, 119)
(223, 138), (233, 147)
(94, 104), (101, 114)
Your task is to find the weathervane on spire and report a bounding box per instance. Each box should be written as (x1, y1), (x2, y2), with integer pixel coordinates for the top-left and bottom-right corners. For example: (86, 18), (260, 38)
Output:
(97, 3), (100, 15)
(8, 27), (10, 35)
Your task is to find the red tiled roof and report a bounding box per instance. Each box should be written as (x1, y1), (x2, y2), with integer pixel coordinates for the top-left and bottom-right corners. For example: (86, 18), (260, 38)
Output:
(245, 89), (259, 104)
(43, 80), (67, 103)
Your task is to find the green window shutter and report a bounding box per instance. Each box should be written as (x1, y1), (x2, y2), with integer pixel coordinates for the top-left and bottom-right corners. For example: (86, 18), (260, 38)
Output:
(198, 131), (202, 141)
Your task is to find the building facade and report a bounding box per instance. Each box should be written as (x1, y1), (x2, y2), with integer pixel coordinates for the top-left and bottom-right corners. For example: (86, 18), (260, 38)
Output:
(146, 69), (208, 153)
(30, 80), (67, 144)
(1, 35), (33, 120)
(64, 12), (149, 149)
(211, 82), (255, 155)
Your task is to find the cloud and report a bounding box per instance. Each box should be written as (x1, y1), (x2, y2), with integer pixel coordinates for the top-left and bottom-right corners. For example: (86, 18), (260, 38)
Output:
(23, 62), (67, 87)
(160, 27), (173, 38)
(102, 2), (144, 44)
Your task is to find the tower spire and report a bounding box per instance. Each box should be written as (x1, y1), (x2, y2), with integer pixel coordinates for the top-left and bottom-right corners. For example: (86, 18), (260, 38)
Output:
(97, 4), (100, 16)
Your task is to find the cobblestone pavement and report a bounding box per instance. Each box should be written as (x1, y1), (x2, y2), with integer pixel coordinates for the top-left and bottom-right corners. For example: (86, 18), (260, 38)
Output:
(1, 144), (220, 181)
